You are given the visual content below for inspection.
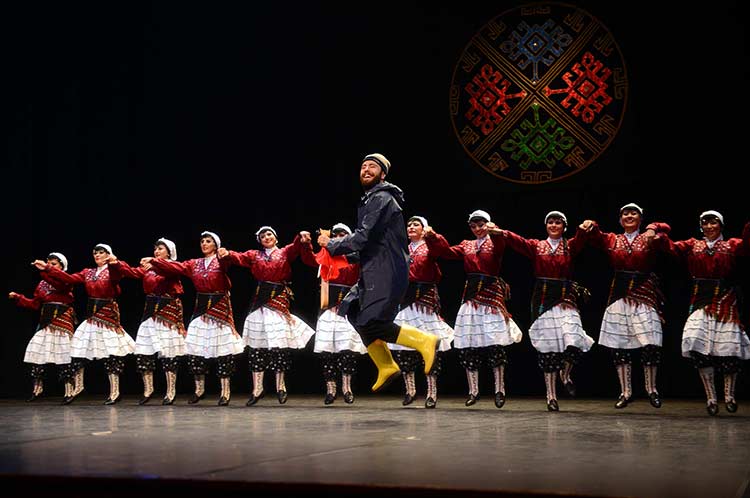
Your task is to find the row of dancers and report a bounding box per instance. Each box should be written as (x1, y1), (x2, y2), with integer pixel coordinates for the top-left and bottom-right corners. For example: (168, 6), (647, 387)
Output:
(10, 205), (750, 415)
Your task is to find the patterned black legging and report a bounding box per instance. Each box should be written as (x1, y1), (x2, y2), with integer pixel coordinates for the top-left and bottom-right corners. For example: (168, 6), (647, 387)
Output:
(247, 347), (293, 372)
(611, 345), (661, 366)
(29, 363), (76, 382)
(320, 351), (359, 381)
(136, 354), (180, 373)
(690, 351), (742, 373)
(458, 345), (507, 370)
(393, 350), (445, 376)
(537, 346), (583, 373)
(103, 356), (126, 374)
(186, 354), (236, 378)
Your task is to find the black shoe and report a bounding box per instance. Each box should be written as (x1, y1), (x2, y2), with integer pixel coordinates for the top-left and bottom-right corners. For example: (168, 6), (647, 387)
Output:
(343, 391), (354, 404)
(614, 394), (631, 409)
(187, 392), (204, 404)
(26, 393), (39, 402)
(246, 391), (264, 406)
(138, 394), (152, 405)
(648, 392), (662, 408)
(162, 396), (174, 406)
(217, 396), (230, 406)
(707, 402), (719, 416)
(494, 392), (506, 409)
(104, 394), (121, 406)
(726, 400), (738, 413)
(425, 397), (436, 409)
(277, 390), (288, 404)
(402, 393), (416, 406)
(564, 381), (576, 397)
(547, 399), (559, 412)
(324, 393), (335, 405)
(62, 396), (74, 405)
(465, 394), (479, 406)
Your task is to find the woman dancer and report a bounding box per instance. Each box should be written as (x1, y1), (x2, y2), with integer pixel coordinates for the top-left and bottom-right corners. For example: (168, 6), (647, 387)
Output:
(392, 216), (454, 409)
(11, 252), (76, 403)
(305, 223), (367, 405)
(582, 203), (671, 409)
(428, 209), (523, 408)
(501, 211), (595, 411)
(144, 231), (244, 406)
(119, 238), (186, 405)
(223, 226), (316, 406)
(661, 211), (750, 415)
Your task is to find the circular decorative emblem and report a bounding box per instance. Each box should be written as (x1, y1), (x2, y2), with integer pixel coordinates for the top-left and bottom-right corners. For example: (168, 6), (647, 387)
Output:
(449, 2), (627, 184)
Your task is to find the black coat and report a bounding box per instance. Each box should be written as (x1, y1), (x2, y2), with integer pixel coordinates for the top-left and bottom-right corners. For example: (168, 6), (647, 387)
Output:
(326, 181), (409, 328)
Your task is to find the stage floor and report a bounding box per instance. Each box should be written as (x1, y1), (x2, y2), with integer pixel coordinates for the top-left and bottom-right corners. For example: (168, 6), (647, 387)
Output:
(1, 395), (748, 498)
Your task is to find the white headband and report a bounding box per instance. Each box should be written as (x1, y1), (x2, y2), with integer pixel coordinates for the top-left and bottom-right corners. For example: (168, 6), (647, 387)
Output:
(468, 209), (491, 223)
(408, 216), (428, 228)
(255, 226), (277, 243)
(544, 210), (567, 230)
(331, 223), (352, 235)
(200, 231), (221, 248)
(156, 237), (178, 261)
(619, 203), (643, 215)
(48, 252), (68, 271)
(700, 210), (724, 225)
(94, 243), (114, 258)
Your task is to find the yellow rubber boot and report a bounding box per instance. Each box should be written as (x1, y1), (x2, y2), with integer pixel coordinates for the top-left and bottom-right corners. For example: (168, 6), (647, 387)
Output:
(366, 339), (401, 392)
(395, 324), (439, 375)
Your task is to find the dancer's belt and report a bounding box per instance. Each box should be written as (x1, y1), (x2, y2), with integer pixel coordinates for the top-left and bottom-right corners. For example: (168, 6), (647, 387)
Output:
(251, 281), (293, 323)
(191, 292), (237, 336)
(530, 278), (589, 323)
(689, 278), (740, 324)
(38, 302), (76, 336)
(142, 294), (186, 334)
(85, 298), (125, 334)
(401, 281), (440, 315)
(322, 284), (352, 311)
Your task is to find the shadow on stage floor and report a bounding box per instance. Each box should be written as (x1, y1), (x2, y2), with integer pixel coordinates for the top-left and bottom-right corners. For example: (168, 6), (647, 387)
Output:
(1, 395), (749, 498)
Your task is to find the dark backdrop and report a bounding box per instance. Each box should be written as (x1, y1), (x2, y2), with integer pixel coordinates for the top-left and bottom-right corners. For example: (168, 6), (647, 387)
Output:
(5, 1), (749, 400)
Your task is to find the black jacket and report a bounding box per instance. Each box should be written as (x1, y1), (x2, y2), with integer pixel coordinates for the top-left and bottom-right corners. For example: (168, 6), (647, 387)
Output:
(326, 181), (409, 327)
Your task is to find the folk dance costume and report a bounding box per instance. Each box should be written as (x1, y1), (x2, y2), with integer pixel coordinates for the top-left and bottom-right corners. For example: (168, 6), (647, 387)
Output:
(662, 212), (750, 415)
(40, 244), (136, 405)
(586, 204), (671, 409)
(118, 239), (186, 405)
(303, 223), (367, 405)
(149, 232), (244, 406)
(393, 218), (455, 409)
(226, 228), (316, 406)
(501, 212), (594, 411)
(12, 253), (77, 403)
(429, 210), (523, 408)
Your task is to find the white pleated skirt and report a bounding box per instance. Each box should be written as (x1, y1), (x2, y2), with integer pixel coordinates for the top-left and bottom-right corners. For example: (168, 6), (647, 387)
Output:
(243, 307), (315, 350)
(24, 327), (72, 365)
(185, 316), (244, 358)
(313, 308), (367, 354)
(598, 299), (662, 349)
(135, 317), (187, 358)
(453, 302), (523, 349)
(391, 305), (455, 352)
(529, 305), (595, 354)
(70, 320), (136, 360)
(681, 308), (750, 359)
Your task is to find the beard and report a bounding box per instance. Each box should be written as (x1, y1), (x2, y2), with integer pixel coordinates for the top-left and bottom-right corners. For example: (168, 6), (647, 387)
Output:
(360, 174), (381, 190)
